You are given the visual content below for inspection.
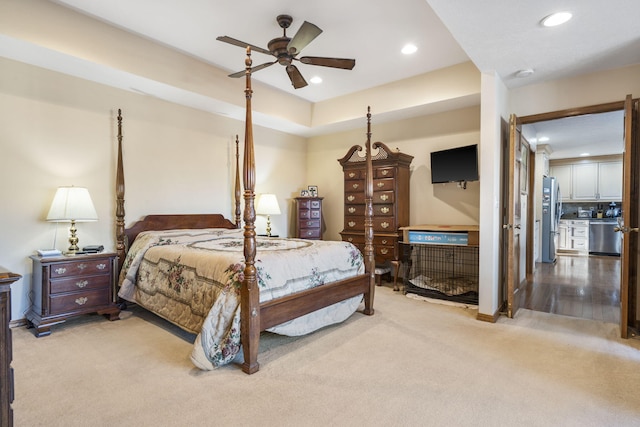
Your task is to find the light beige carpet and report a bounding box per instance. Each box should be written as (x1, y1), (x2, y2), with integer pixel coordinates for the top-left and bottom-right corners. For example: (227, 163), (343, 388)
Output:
(11, 284), (640, 426)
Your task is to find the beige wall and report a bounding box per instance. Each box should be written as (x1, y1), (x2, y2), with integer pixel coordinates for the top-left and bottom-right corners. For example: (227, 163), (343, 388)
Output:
(0, 58), (307, 321)
(3, 0), (640, 324)
(308, 106), (481, 241)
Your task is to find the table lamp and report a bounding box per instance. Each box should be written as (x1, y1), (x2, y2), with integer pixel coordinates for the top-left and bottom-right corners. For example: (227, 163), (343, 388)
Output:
(256, 194), (281, 237)
(46, 186), (98, 254)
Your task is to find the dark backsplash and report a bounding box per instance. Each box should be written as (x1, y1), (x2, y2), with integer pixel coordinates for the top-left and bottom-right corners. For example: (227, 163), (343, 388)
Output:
(561, 201), (621, 218)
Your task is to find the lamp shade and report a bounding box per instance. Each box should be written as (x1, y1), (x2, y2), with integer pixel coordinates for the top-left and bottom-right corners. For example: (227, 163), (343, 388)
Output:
(46, 186), (98, 222)
(256, 194), (281, 216)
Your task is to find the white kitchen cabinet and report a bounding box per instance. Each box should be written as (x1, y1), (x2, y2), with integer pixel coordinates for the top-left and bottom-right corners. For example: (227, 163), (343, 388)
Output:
(551, 164), (572, 202)
(572, 163), (598, 200)
(597, 161), (623, 200)
(550, 158), (622, 202)
(557, 219), (589, 255)
(558, 221), (568, 249)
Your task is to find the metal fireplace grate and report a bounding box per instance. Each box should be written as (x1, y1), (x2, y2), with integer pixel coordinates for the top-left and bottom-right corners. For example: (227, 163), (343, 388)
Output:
(403, 244), (479, 304)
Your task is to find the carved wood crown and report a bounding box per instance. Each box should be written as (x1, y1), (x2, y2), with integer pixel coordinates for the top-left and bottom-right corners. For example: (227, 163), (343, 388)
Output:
(338, 141), (414, 167)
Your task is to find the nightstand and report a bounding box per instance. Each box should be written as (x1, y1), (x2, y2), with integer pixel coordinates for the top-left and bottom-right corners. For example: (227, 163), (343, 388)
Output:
(27, 252), (120, 337)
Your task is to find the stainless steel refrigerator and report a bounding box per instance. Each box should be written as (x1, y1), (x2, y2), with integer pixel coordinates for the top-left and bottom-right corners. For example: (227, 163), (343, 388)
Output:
(541, 176), (562, 263)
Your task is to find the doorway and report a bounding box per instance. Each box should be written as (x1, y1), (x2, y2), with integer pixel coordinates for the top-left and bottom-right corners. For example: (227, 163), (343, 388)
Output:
(515, 101), (630, 326)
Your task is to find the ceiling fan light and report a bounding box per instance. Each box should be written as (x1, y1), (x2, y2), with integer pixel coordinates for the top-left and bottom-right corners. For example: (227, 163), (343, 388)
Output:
(401, 44), (417, 55)
(541, 12), (572, 27)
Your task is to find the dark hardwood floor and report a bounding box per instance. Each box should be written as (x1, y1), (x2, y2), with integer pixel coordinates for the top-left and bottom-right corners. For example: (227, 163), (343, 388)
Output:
(522, 254), (620, 324)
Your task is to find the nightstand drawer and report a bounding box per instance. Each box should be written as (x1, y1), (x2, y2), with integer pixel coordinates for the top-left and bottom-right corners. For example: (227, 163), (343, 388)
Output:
(50, 274), (111, 294)
(50, 288), (111, 314)
(299, 228), (321, 239)
(299, 210), (311, 219)
(49, 259), (111, 278)
(300, 219), (320, 228)
(298, 199), (311, 209)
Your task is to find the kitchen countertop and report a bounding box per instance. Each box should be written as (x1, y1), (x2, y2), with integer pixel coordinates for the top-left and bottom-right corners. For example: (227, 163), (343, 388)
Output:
(561, 217), (619, 222)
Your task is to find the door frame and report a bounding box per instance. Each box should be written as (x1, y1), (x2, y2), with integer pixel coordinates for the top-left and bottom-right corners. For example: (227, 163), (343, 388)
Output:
(518, 98), (638, 336)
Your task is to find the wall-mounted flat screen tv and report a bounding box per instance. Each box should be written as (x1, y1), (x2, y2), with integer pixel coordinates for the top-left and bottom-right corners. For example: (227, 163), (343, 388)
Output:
(430, 144), (479, 184)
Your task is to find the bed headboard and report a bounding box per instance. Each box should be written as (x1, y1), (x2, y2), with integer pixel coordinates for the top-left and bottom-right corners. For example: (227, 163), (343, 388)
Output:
(124, 214), (237, 248)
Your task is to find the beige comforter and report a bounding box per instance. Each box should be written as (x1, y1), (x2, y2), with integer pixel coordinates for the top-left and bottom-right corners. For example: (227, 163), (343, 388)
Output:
(118, 228), (364, 369)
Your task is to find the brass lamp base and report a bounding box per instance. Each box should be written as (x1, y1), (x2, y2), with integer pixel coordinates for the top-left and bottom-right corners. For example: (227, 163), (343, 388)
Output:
(265, 215), (272, 237)
(66, 220), (80, 254)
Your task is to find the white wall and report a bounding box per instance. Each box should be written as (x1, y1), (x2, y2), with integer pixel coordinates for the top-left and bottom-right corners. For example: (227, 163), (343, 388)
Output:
(0, 58), (307, 322)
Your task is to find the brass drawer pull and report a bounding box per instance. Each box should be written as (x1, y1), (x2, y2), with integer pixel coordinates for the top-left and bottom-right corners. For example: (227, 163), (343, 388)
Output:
(75, 297), (88, 305)
(380, 248), (389, 255)
(381, 170), (389, 176)
(377, 182), (385, 188)
(381, 239), (388, 245)
(348, 221), (356, 227)
(348, 172), (356, 178)
(76, 280), (89, 288)
(380, 207), (390, 214)
(54, 267), (67, 275)
(347, 237), (353, 242)
(380, 194), (389, 201)
(77, 263), (87, 271)
(347, 195), (355, 202)
(352, 183), (359, 189)
(348, 207), (356, 213)
(97, 263), (107, 270)
(381, 222), (390, 229)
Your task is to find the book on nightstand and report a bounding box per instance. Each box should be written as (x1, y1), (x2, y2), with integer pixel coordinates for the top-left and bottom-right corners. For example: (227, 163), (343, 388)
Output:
(36, 249), (62, 257)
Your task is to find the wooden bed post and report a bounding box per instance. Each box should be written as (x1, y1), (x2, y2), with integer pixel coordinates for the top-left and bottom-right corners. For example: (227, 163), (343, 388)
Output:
(115, 109), (126, 271)
(362, 107), (375, 315)
(241, 48), (261, 374)
(234, 135), (242, 228)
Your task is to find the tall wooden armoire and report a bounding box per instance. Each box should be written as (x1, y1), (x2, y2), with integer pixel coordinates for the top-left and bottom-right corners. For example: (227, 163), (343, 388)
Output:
(338, 141), (413, 284)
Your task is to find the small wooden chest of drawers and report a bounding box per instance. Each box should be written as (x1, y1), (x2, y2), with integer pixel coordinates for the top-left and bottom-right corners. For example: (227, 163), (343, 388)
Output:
(295, 197), (323, 239)
(27, 253), (120, 337)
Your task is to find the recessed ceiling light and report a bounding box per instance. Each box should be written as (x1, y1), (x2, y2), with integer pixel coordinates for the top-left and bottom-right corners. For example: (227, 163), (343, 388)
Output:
(538, 136), (550, 142)
(515, 68), (534, 78)
(541, 12), (573, 27)
(310, 76), (322, 84)
(401, 44), (417, 55)
(580, 152), (590, 157)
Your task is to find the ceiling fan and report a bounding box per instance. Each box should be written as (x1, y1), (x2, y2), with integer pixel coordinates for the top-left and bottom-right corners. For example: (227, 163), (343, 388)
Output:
(217, 14), (356, 89)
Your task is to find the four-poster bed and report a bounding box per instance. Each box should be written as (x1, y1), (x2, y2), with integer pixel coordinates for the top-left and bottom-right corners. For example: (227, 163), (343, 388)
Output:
(115, 48), (377, 374)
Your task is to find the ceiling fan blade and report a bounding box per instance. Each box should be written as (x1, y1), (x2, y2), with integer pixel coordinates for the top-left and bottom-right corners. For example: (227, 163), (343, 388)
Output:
(228, 61), (276, 78)
(216, 36), (273, 56)
(286, 65), (308, 89)
(299, 56), (356, 70)
(287, 21), (322, 55)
